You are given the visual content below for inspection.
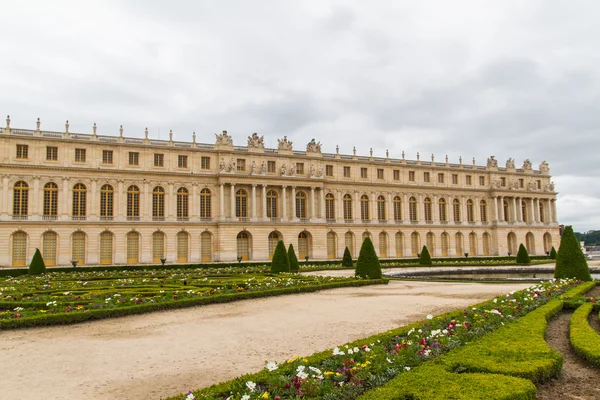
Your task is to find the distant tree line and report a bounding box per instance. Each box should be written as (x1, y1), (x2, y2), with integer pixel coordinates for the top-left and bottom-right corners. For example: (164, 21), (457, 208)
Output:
(575, 230), (600, 246)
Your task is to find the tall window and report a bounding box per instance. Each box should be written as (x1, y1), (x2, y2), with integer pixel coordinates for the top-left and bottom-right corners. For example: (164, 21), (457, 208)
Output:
(327, 232), (337, 259)
(100, 231), (113, 264)
(469, 232), (477, 255)
(201, 231), (212, 262)
(441, 232), (449, 256)
(379, 232), (388, 257)
(72, 183), (87, 219)
(411, 232), (419, 256)
(74, 148), (86, 162)
(16, 144), (28, 159)
(153, 153), (163, 167)
(393, 196), (402, 221)
(343, 166), (351, 177)
(129, 152), (139, 166)
(360, 195), (370, 221)
(482, 233), (490, 256)
(296, 191), (306, 219)
(43, 182), (58, 219)
(127, 185), (140, 219)
(360, 168), (368, 179)
(200, 188), (211, 219)
(201, 156), (211, 170)
(345, 232), (354, 256)
(298, 232), (309, 259)
(13, 181), (29, 218)
(455, 233), (463, 256)
(152, 231), (165, 262)
(377, 169), (384, 179)
(266, 190), (278, 218)
(237, 231), (250, 260)
(409, 196), (417, 222)
(46, 146), (58, 161)
(12, 231), (27, 266)
(395, 232), (403, 257)
(480, 200), (488, 222)
(152, 186), (165, 220)
(127, 231), (140, 263)
(503, 200), (509, 222)
(466, 175), (472, 185)
(42, 231), (58, 266)
(466, 199), (474, 222)
(438, 198), (447, 222)
(377, 195), (386, 221)
(326, 165), (334, 177)
(424, 197), (432, 222)
(178, 155), (188, 168)
(177, 231), (189, 262)
(452, 174), (458, 184)
(177, 187), (189, 220)
(479, 176), (485, 186)
(325, 193), (335, 220)
(453, 199), (461, 222)
(102, 150), (113, 164)
(236, 189), (248, 218)
(268, 232), (280, 259)
(539, 201), (545, 223)
(408, 171), (415, 181)
(438, 173), (444, 183)
(267, 161), (276, 173)
(72, 231), (86, 265)
(426, 232), (435, 254)
(423, 172), (430, 182)
(237, 159), (246, 172)
(296, 163), (304, 175)
(393, 170), (400, 181)
(100, 184), (114, 219)
(343, 194), (352, 220)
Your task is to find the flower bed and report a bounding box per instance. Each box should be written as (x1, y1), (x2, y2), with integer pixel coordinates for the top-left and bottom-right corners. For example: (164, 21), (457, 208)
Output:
(570, 302), (600, 367)
(0, 268), (387, 329)
(172, 279), (583, 400)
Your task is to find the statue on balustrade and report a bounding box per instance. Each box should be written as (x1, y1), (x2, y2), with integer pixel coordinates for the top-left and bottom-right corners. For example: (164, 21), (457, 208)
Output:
(227, 157), (236, 172)
(219, 158), (226, 172)
(506, 158), (515, 169)
(247, 132), (264, 148)
(260, 161), (267, 174)
(539, 160), (549, 173)
(486, 156), (498, 168)
(306, 138), (322, 153)
(522, 159), (532, 170)
(215, 130), (233, 146)
(278, 136), (293, 151)
(250, 160), (257, 174)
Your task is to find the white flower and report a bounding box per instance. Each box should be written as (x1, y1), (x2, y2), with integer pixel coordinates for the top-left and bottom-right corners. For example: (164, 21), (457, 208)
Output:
(386, 357), (393, 364)
(13, 307), (23, 312)
(333, 347), (345, 356)
(347, 349), (354, 354)
(241, 396), (250, 400)
(186, 393), (196, 400)
(353, 347), (359, 353)
(297, 371), (308, 379)
(246, 381), (256, 392)
(404, 366), (411, 371)
(426, 314), (433, 320)
(63, 292), (70, 295)
(265, 361), (278, 371)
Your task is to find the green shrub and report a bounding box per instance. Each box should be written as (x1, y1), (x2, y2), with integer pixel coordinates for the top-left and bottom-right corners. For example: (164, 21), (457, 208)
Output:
(419, 245), (433, 266)
(355, 237), (382, 279)
(554, 226), (592, 281)
(287, 244), (299, 273)
(550, 246), (557, 259)
(270, 241), (290, 273)
(569, 302), (600, 367)
(342, 247), (353, 268)
(516, 244), (531, 265)
(28, 248), (46, 275)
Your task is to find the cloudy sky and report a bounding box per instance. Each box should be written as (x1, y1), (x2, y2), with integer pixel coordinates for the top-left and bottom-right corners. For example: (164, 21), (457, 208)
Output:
(1, 1), (599, 232)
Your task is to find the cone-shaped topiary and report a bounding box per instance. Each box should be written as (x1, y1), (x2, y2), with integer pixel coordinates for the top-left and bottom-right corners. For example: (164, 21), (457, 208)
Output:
(550, 246), (557, 260)
(342, 247), (353, 268)
(28, 248), (46, 275)
(288, 243), (300, 272)
(419, 245), (433, 266)
(271, 240), (290, 273)
(554, 225), (592, 281)
(516, 244), (530, 265)
(355, 237), (382, 279)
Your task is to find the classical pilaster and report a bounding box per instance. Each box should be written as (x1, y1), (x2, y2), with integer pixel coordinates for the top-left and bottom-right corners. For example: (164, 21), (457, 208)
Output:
(32, 176), (40, 217)
(310, 187), (315, 220)
(291, 186), (297, 221)
(219, 183), (225, 220)
(262, 184), (267, 220)
(497, 196), (504, 222)
(282, 186), (287, 220)
(354, 190), (360, 222)
(529, 198), (534, 224)
(90, 179), (97, 218)
(511, 197), (517, 223)
(320, 188), (326, 220)
(251, 184), (257, 221)
(230, 184), (236, 219)
(551, 199), (557, 223)
(62, 177), (70, 217)
(492, 196), (498, 222)
(402, 193), (409, 223)
(534, 198), (540, 223)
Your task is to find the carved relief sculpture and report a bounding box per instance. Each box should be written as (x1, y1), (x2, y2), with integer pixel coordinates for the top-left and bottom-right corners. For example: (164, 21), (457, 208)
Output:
(219, 158), (226, 172)
(215, 130), (233, 146)
(247, 133), (264, 148)
(227, 157), (236, 172)
(289, 165), (296, 176)
(260, 161), (266, 174)
(278, 136), (293, 151)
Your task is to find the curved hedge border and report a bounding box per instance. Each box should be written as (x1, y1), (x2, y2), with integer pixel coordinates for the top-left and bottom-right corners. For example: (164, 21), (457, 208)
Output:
(0, 278), (387, 330)
(570, 302), (600, 367)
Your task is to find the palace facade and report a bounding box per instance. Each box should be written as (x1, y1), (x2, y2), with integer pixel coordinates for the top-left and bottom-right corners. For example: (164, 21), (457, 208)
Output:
(0, 116), (559, 267)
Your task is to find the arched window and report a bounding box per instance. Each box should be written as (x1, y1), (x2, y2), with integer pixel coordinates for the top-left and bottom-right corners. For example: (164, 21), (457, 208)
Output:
(466, 199), (474, 223)
(377, 196), (386, 221)
(100, 184), (113, 220)
(482, 232), (490, 256)
(236, 190), (248, 218)
(72, 184), (87, 219)
(395, 232), (404, 257)
(177, 231), (189, 262)
(152, 186), (165, 220)
(469, 232), (477, 256)
(266, 190), (278, 219)
(296, 191), (306, 219)
(438, 198), (447, 222)
(362, 231), (372, 242)
(72, 231), (86, 265)
(480, 200), (488, 222)
(200, 188), (211, 219)
(360, 195), (370, 221)
(409, 197), (417, 222)
(345, 231), (354, 257)
(268, 231), (280, 259)
(393, 196), (402, 221)
(43, 182), (58, 219)
(237, 231), (250, 260)
(177, 187), (189, 220)
(543, 232), (552, 254)
(411, 232), (420, 256)
(200, 231), (212, 262)
(327, 231), (337, 259)
(12, 231), (27, 266)
(453, 199), (461, 222)
(42, 231), (57, 266)
(455, 232), (463, 256)
(127, 231), (140, 263)
(379, 232), (388, 257)
(13, 181), (28, 218)
(152, 231), (165, 262)
(441, 232), (449, 256)
(507, 232), (517, 255)
(426, 232), (435, 254)
(100, 231), (113, 264)
(424, 197), (432, 222)
(539, 201), (545, 223)
(325, 193), (335, 220)
(298, 232), (310, 259)
(343, 194), (353, 220)
(127, 185), (140, 220)
(526, 232), (536, 255)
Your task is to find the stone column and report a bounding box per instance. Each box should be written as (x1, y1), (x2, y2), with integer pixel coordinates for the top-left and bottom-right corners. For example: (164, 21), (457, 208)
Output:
(529, 198), (534, 223)
(291, 186), (297, 220)
(498, 196), (503, 222)
(282, 186), (287, 220)
(511, 197), (517, 223)
(262, 184), (267, 220)
(62, 178), (70, 217)
(90, 179), (97, 217)
(310, 187), (315, 220)
(535, 198), (540, 223)
(320, 188), (326, 219)
(336, 190), (343, 222)
(551, 199), (557, 223)
(191, 184), (198, 219)
(251, 184), (257, 221)
(32, 177), (40, 217)
(219, 184), (225, 220)
(492, 196), (498, 222)
(230, 184), (235, 219)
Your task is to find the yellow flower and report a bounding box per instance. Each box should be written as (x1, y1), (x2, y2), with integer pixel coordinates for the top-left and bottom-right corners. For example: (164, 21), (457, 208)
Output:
(260, 392), (269, 399)
(303, 358), (308, 363)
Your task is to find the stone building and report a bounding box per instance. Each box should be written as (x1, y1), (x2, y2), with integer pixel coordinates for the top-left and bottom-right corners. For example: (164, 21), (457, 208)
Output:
(0, 116), (559, 267)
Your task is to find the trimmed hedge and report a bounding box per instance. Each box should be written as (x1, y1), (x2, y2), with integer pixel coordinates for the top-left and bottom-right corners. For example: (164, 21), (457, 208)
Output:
(28, 248), (46, 275)
(271, 241), (290, 273)
(418, 246), (432, 266)
(287, 244), (299, 273)
(550, 247), (557, 260)
(555, 225), (592, 281)
(355, 237), (382, 279)
(342, 247), (353, 268)
(516, 244), (531, 266)
(569, 302), (600, 367)
(0, 278), (388, 330)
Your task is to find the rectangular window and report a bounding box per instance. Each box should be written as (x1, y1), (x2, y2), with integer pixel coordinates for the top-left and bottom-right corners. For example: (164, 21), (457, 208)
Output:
(361, 167), (368, 178)
(393, 170), (400, 181)
(479, 176), (485, 186)
(74, 148), (86, 162)
(267, 160), (276, 173)
(519, 178), (524, 188)
(501, 177), (506, 187)
(178, 155), (188, 168)
(377, 169), (384, 179)
(102, 150), (113, 165)
(296, 162), (304, 175)
(438, 173), (444, 183)
(408, 171), (415, 181)
(201, 156), (211, 170)
(537, 180), (541, 189)
(129, 152), (139, 166)
(452, 174), (458, 184)
(343, 166), (351, 178)
(153, 153), (163, 167)
(16, 144), (28, 159)
(46, 146), (58, 161)
(424, 172), (430, 182)
(326, 165), (333, 177)
(237, 159), (246, 172)
(466, 175), (472, 185)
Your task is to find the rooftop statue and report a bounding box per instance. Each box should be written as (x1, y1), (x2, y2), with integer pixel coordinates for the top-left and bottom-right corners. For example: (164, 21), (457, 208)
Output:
(539, 160), (549, 173)
(506, 158), (515, 169)
(215, 130), (233, 146)
(278, 136), (293, 151)
(247, 132), (264, 148)
(522, 159), (532, 170)
(486, 156), (498, 168)
(306, 138), (321, 153)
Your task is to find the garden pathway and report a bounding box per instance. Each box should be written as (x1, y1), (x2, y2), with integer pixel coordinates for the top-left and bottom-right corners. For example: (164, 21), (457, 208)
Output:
(0, 281), (530, 400)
